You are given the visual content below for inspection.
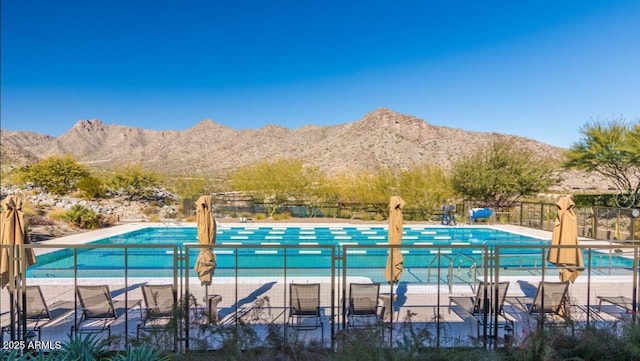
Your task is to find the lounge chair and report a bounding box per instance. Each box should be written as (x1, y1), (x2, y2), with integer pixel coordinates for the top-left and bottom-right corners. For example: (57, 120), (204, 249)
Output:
(287, 283), (323, 340)
(508, 281), (570, 324)
(1, 285), (76, 342)
(529, 281), (570, 319)
(72, 285), (142, 337)
(0, 312), (10, 343)
(347, 283), (381, 327)
(597, 295), (634, 314)
(449, 281), (511, 338)
(137, 284), (176, 339)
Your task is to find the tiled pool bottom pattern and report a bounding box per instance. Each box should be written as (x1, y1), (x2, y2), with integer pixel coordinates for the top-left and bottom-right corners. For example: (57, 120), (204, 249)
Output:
(28, 226), (545, 278)
(96, 225), (546, 246)
(26, 225), (634, 280)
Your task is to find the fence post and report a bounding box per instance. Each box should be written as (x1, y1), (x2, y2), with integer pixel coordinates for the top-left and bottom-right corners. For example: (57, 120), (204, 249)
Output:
(519, 203), (524, 226)
(593, 207), (599, 239)
(631, 212), (637, 242)
(539, 203), (544, 230)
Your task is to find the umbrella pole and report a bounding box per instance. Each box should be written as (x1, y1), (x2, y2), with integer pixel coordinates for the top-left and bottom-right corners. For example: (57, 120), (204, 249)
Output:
(390, 282), (394, 319)
(9, 285), (16, 341)
(205, 283), (209, 322)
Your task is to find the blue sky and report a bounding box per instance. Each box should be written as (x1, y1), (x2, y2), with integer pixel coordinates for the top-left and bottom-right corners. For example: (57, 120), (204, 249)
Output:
(2, 1), (639, 148)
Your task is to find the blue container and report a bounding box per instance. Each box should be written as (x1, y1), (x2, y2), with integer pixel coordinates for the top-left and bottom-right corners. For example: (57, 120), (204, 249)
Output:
(470, 208), (492, 220)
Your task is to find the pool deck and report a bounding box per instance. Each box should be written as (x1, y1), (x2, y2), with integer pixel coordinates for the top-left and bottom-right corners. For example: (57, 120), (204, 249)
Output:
(2, 221), (638, 350)
(2, 273), (636, 350)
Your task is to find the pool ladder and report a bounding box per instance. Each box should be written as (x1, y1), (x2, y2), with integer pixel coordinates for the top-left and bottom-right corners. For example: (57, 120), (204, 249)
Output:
(427, 253), (478, 293)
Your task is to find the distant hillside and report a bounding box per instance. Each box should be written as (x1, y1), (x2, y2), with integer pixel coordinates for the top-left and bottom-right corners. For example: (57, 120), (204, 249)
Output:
(0, 130), (53, 165)
(0, 107), (611, 192)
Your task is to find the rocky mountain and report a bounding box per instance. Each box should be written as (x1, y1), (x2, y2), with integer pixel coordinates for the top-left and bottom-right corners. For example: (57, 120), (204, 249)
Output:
(0, 130), (53, 165)
(0, 108), (610, 191)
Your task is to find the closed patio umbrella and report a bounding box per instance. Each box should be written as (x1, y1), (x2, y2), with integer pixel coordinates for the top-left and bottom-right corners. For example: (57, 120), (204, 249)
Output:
(384, 196), (405, 284)
(1, 194), (36, 289)
(1, 194), (37, 340)
(547, 196), (584, 282)
(194, 195), (217, 298)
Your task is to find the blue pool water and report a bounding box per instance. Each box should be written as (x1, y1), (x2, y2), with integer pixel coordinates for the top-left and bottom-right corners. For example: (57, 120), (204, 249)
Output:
(27, 226), (632, 279)
(96, 225), (544, 246)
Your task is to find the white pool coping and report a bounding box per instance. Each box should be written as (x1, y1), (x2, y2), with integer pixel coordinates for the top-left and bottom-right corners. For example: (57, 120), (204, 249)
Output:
(35, 221), (632, 248)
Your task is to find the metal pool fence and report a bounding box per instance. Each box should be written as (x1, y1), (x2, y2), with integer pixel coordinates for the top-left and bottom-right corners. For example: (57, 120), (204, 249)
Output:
(460, 201), (639, 242)
(1, 242), (639, 352)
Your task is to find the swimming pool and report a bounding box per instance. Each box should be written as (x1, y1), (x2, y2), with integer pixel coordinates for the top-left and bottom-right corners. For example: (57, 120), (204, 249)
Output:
(27, 225), (633, 279)
(51, 225), (544, 246)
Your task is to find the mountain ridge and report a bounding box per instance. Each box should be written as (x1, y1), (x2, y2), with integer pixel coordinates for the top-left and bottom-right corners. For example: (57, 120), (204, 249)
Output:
(0, 107), (610, 192)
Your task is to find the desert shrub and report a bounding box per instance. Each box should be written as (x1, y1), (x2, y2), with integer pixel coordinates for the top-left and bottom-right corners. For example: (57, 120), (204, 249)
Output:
(101, 215), (118, 227)
(508, 321), (640, 361)
(272, 212), (291, 221)
(77, 175), (106, 199)
(452, 139), (555, 210)
(47, 208), (68, 222)
(0, 167), (22, 186)
(0, 349), (23, 361)
(321, 207), (338, 218)
(27, 215), (56, 227)
(253, 213), (267, 220)
(511, 328), (554, 361)
(17, 200), (38, 217)
(622, 322), (640, 358)
(19, 155), (89, 195)
(142, 205), (160, 216)
(63, 205), (101, 229)
(170, 177), (211, 201)
(109, 163), (159, 200)
(56, 333), (112, 360)
(111, 345), (172, 361)
(20, 203), (52, 227)
(360, 212), (373, 221)
(498, 214), (510, 224)
(334, 327), (391, 361)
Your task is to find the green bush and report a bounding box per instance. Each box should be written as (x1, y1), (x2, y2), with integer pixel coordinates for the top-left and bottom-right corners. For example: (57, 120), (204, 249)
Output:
(272, 212), (291, 221)
(64, 205), (101, 229)
(56, 333), (112, 360)
(111, 345), (172, 361)
(77, 175), (106, 199)
(109, 163), (159, 200)
(19, 155), (89, 195)
(253, 213), (267, 220)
